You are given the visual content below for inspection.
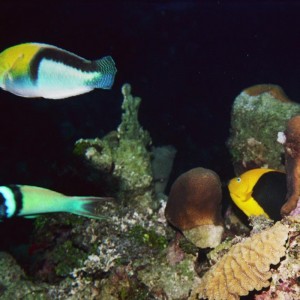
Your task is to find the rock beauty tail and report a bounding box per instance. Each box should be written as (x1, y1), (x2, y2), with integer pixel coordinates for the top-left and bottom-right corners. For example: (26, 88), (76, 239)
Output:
(69, 196), (114, 220)
(93, 56), (117, 89)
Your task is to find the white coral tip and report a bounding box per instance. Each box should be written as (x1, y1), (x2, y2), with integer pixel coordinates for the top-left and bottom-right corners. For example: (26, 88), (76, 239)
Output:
(277, 131), (286, 144)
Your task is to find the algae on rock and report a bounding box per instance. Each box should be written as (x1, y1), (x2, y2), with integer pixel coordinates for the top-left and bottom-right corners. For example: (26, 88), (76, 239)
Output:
(74, 83), (154, 210)
(0, 252), (49, 299)
(227, 84), (300, 174)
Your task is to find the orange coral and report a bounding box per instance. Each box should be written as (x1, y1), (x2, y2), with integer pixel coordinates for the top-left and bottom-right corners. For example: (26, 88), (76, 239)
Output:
(189, 222), (289, 300)
(243, 84), (291, 102)
(281, 115), (300, 215)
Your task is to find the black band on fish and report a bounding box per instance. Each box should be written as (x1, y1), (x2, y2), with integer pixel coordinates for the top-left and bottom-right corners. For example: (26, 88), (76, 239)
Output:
(0, 192), (7, 218)
(252, 171), (287, 221)
(7, 185), (23, 217)
(30, 48), (99, 81)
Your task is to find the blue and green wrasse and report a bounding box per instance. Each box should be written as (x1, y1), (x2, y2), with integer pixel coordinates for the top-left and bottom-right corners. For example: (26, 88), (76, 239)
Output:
(0, 185), (113, 220)
(0, 43), (117, 99)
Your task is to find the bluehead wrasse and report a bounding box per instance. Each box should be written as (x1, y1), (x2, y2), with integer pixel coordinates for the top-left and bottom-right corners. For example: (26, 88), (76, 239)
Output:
(0, 43), (117, 99)
(0, 185), (113, 220)
(228, 168), (287, 221)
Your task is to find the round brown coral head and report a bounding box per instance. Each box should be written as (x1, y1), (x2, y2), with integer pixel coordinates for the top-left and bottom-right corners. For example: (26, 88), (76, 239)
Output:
(165, 167), (224, 248)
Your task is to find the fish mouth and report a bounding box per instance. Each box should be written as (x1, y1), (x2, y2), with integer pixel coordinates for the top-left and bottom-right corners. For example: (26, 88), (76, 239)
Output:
(229, 192), (244, 202)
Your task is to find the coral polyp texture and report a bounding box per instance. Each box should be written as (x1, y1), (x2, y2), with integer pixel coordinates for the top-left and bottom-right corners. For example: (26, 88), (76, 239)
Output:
(165, 167), (224, 248)
(281, 115), (300, 215)
(189, 222), (289, 300)
(255, 217), (300, 299)
(227, 84), (300, 175)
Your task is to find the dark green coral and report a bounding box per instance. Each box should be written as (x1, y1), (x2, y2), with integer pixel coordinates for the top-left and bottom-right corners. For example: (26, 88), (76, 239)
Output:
(74, 83), (154, 210)
(128, 225), (168, 250)
(228, 87), (300, 173)
(52, 240), (88, 277)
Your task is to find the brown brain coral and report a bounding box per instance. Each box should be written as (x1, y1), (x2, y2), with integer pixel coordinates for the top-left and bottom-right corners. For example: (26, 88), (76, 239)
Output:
(165, 167), (224, 248)
(189, 222), (289, 300)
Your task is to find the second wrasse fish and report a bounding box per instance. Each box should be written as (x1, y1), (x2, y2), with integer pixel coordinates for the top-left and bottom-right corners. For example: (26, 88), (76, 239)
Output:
(228, 168), (287, 221)
(0, 43), (117, 99)
(0, 185), (113, 220)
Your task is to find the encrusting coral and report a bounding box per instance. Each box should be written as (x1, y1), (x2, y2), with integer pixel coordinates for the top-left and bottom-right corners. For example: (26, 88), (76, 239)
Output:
(254, 216), (300, 299)
(189, 221), (289, 300)
(280, 115), (300, 215)
(0, 252), (50, 299)
(165, 167), (224, 248)
(227, 84), (300, 175)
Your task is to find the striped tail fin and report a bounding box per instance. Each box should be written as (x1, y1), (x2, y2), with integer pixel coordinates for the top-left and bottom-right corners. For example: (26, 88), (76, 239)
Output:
(70, 196), (114, 220)
(94, 56), (117, 89)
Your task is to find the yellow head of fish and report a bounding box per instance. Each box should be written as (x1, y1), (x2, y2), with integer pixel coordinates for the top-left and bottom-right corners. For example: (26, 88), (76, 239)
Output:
(0, 43), (41, 86)
(228, 168), (283, 219)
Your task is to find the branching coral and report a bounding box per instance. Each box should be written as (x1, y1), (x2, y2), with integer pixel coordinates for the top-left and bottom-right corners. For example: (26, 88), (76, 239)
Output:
(189, 222), (289, 300)
(74, 83), (154, 210)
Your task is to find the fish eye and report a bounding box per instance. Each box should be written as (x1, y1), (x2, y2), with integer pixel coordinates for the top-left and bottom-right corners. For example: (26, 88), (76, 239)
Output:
(236, 177), (241, 183)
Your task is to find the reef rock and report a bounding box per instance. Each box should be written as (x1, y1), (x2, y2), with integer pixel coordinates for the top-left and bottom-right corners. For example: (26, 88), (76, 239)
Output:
(254, 216), (300, 299)
(151, 145), (177, 196)
(227, 84), (300, 175)
(74, 83), (154, 210)
(280, 115), (300, 215)
(0, 252), (49, 299)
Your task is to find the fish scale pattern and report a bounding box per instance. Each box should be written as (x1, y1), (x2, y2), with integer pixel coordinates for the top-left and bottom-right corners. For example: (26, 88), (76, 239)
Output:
(190, 222), (289, 300)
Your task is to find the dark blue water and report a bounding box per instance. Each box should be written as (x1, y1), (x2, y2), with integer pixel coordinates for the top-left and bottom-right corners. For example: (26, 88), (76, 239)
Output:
(0, 0), (300, 251)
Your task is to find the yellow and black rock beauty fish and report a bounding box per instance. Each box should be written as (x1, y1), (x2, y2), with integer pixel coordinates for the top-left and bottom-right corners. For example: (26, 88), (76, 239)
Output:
(0, 185), (113, 220)
(0, 43), (117, 99)
(228, 168), (287, 221)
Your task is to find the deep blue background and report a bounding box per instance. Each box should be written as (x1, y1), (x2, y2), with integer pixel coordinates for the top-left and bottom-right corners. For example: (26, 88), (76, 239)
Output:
(0, 0), (300, 192)
(0, 0), (300, 260)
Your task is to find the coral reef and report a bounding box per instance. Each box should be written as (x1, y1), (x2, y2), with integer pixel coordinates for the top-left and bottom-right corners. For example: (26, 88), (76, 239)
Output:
(137, 252), (195, 299)
(13, 84), (194, 299)
(74, 83), (154, 210)
(227, 84), (300, 174)
(280, 115), (300, 215)
(165, 167), (224, 248)
(255, 217), (300, 299)
(4, 82), (300, 300)
(190, 221), (289, 300)
(0, 252), (49, 299)
(44, 206), (195, 300)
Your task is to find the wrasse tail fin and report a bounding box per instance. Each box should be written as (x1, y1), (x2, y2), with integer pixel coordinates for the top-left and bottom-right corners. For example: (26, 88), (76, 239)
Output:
(93, 56), (117, 89)
(71, 196), (114, 220)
